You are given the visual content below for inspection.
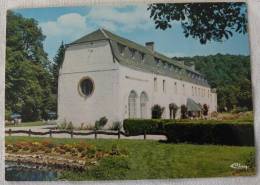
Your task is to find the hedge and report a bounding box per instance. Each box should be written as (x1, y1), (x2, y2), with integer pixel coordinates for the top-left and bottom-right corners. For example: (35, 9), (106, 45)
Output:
(164, 123), (254, 146)
(123, 119), (173, 135)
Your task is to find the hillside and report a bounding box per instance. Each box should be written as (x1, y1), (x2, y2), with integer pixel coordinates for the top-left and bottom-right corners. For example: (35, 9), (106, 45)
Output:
(173, 54), (252, 112)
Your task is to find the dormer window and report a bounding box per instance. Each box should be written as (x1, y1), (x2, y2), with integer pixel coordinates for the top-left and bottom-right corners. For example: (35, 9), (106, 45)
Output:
(118, 43), (125, 55)
(170, 65), (173, 71)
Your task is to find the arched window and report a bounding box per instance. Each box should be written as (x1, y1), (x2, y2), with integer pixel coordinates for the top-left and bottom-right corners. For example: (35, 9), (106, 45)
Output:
(140, 92), (149, 119)
(128, 90), (138, 118)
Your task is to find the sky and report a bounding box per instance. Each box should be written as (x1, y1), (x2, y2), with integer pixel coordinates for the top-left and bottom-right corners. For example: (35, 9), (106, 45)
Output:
(14, 5), (250, 61)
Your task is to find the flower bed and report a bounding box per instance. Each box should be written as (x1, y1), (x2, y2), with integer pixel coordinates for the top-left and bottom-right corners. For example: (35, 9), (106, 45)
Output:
(5, 140), (128, 170)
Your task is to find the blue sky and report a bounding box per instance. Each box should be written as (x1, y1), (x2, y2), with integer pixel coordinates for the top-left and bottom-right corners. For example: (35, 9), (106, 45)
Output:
(14, 5), (250, 61)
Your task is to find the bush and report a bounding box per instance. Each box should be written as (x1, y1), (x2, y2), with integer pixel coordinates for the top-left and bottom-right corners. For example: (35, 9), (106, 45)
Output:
(151, 105), (165, 119)
(203, 104), (209, 116)
(123, 119), (173, 135)
(169, 103), (178, 119)
(180, 105), (188, 119)
(95, 116), (108, 130)
(164, 123), (254, 146)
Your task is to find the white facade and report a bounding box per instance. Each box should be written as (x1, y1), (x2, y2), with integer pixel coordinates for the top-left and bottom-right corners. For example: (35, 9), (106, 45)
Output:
(58, 29), (217, 127)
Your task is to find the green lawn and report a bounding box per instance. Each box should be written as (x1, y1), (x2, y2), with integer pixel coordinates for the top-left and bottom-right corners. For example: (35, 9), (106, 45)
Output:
(5, 121), (53, 128)
(5, 136), (255, 180)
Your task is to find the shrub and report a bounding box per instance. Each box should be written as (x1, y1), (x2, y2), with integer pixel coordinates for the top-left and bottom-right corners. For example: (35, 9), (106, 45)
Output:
(180, 105), (188, 119)
(151, 105), (165, 119)
(110, 121), (122, 131)
(203, 104), (209, 116)
(169, 103), (178, 119)
(164, 123), (254, 146)
(123, 119), (172, 135)
(95, 116), (108, 129)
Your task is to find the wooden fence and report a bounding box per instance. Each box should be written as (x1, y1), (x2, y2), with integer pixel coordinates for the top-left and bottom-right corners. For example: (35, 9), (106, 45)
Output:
(5, 129), (159, 140)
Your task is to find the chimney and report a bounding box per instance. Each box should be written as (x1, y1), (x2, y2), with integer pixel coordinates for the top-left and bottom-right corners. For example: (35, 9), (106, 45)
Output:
(145, 42), (154, 51)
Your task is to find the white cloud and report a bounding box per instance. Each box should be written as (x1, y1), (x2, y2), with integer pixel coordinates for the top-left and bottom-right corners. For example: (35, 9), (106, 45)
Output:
(39, 13), (89, 39)
(87, 6), (153, 32)
(38, 5), (155, 59)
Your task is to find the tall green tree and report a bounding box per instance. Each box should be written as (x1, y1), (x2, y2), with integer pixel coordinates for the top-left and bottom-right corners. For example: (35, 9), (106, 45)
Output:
(52, 42), (65, 94)
(174, 54), (252, 111)
(6, 11), (55, 121)
(148, 3), (247, 44)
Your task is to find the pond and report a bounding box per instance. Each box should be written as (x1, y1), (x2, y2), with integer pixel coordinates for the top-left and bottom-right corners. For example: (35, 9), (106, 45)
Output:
(5, 161), (58, 181)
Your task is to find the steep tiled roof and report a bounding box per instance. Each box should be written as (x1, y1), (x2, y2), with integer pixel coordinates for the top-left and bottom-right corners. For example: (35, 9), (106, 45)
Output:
(68, 28), (210, 87)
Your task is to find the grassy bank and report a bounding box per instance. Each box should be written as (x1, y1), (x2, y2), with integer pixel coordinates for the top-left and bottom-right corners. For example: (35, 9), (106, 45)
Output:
(5, 136), (255, 180)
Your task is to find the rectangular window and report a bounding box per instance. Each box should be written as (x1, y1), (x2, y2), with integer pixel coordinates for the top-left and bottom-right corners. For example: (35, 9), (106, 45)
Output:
(183, 84), (185, 95)
(192, 86), (194, 96)
(163, 80), (166, 93)
(174, 82), (177, 94)
(154, 77), (157, 91)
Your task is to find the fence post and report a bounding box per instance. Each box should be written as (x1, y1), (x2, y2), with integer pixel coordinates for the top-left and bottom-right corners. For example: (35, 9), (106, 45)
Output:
(94, 129), (97, 139)
(28, 129), (31, 137)
(144, 130), (146, 140)
(118, 129), (120, 139)
(70, 130), (73, 138)
(8, 129), (11, 136)
(49, 129), (52, 138)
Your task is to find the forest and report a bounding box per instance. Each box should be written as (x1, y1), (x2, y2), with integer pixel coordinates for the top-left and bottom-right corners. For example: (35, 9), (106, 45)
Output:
(174, 55), (252, 112)
(5, 11), (252, 121)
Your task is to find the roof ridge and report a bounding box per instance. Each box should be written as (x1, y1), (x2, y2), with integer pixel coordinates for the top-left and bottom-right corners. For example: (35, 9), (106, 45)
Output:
(99, 27), (109, 39)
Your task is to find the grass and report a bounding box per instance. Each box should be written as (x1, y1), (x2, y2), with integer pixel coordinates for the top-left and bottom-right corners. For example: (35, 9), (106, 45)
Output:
(5, 121), (53, 128)
(5, 136), (255, 180)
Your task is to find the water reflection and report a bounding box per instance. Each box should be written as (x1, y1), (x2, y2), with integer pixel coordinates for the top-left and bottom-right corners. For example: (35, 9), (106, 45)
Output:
(5, 161), (58, 181)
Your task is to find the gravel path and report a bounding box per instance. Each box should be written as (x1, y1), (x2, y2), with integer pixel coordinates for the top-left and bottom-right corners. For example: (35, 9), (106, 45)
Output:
(5, 125), (166, 141)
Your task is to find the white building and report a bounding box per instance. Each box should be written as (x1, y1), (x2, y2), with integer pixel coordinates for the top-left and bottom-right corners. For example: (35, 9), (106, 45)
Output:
(58, 28), (217, 126)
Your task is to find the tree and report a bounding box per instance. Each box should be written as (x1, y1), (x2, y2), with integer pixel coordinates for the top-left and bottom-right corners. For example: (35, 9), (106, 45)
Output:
(175, 54), (252, 112)
(202, 104), (209, 116)
(180, 105), (188, 119)
(151, 105), (165, 119)
(52, 42), (65, 94)
(169, 103), (178, 119)
(148, 3), (247, 44)
(6, 11), (54, 121)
